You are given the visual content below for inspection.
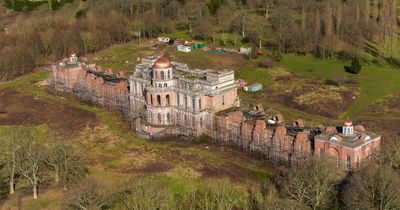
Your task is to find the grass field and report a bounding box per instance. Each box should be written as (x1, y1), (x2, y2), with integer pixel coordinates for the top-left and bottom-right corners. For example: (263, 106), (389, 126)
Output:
(281, 54), (400, 118)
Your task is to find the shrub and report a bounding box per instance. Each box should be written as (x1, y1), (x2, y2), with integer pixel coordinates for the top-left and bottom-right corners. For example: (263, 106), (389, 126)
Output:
(346, 58), (362, 74)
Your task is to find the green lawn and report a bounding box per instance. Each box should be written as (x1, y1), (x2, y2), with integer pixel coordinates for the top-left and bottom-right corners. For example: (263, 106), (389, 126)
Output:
(281, 54), (400, 118)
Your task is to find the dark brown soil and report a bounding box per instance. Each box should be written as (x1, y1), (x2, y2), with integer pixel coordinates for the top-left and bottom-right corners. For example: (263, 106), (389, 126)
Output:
(0, 88), (98, 138)
(125, 160), (175, 174)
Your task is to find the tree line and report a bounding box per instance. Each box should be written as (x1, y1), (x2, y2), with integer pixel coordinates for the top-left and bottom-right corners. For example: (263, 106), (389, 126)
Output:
(1, 128), (400, 209)
(60, 144), (400, 210)
(0, 0), (398, 81)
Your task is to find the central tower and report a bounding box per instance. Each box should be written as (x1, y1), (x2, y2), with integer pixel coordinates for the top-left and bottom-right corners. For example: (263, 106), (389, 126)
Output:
(145, 56), (176, 126)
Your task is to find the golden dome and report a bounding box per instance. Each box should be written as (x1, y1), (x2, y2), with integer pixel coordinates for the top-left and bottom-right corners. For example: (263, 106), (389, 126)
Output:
(344, 118), (353, 127)
(154, 56), (171, 69)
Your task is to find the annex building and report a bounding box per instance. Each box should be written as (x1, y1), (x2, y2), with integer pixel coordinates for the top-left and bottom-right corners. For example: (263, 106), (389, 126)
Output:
(50, 54), (381, 171)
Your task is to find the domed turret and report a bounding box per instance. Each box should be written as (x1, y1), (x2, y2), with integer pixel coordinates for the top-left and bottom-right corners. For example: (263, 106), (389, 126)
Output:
(154, 56), (171, 69)
(152, 56), (173, 87)
(342, 118), (354, 135)
(344, 119), (353, 127)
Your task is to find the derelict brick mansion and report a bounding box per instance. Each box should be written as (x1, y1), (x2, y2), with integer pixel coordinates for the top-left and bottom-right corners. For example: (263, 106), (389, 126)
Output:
(50, 54), (381, 171)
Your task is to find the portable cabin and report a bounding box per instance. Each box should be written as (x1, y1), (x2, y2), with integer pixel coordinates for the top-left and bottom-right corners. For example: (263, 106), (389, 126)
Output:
(244, 83), (262, 92)
(177, 45), (192, 52)
(239, 47), (252, 56)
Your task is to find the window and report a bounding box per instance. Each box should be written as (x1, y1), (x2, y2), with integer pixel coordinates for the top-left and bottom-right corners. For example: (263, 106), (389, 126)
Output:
(160, 71), (165, 80)
(177, 94), (180, 106)
(356, 156), (360, 167)
(319, 148), (324, 157)
(222, 95), (225, 106)
(166, 95), (170, 105)
(298, 145), (303, 159)
(176, 113), (180, 124)
(150, 94), (153, 105)
(167, 70), (171, 79)
(192, 117), (195, 127)
(185, 96), (188, 108)
(184, 115), (187, 124)
(199, 98), (202, 110)
(345, 156), (351, 172)
(158, 84), (162, 87)
(192, 98), (196, 110)
(164, 83), (167, 87)
(134, 82), (137, 94)
(158, 113), (161, 124)
(157, 95), (161, 106)
(200, 117), (203, 128)
(167, 113), (171, 123)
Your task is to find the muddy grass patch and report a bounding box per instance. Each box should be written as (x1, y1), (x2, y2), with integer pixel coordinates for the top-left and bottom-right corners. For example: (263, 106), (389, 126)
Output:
(122, 160), (175, 174)
(365, 93), (400, 114)
(0, 88), (98, 138)
(198, 162), (255, 182)
(266, 69), (358, 117)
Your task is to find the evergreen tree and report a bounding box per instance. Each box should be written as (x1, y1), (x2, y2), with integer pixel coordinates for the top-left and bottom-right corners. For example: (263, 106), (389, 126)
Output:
(350, 57), (362, 74)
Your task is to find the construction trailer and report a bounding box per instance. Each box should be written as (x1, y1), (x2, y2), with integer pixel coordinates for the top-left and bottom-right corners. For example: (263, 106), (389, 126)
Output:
(244, 83), (263, 92)
(239, 47), (252, 56)
(177, 45), (192, 52)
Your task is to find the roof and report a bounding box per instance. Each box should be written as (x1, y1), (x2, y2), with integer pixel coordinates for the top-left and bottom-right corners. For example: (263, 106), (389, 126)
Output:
(154, 56), (171, 69)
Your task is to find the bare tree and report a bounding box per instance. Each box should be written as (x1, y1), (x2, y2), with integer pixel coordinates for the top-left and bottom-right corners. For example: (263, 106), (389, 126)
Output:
(46, 143), (87, 191)
(343, 164), (400, 210)
(277, 157), (344, 209)
(0, 126), (31, 195)
(14, 129), (47, 199)
(64, 179), (112, 210)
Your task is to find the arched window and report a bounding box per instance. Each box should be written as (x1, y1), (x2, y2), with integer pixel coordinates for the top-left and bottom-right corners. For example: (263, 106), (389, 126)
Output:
(192, 97), (196, 110)
(160, 71), (165, 80)
(150, 94), (153, 105)
(164, 83), (167, 87)
(158, 83), (162, 87)
(158, 113), (161, 124)
(157, 95), (161, 106)
(167, 113), (171, 123)
(199, 98), (202, 110)
(345, 156), (351, 172)
(298, 145), (303, 159)
(166, 95), (170, 105)
(167, 70), (171, 79)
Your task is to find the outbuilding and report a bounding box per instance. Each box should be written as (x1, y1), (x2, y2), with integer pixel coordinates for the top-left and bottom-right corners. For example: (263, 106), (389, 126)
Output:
(177, 45), (192, 52)
(158, 37), (170, 43)
(243, 83), (262, 92)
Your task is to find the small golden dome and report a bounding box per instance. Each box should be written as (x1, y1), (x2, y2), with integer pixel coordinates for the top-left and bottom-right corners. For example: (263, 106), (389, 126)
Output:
(154, 56), (171, 69)
(344, 118), (353, 127)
